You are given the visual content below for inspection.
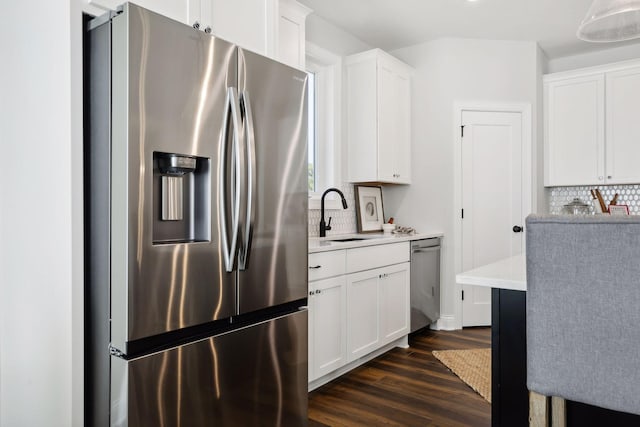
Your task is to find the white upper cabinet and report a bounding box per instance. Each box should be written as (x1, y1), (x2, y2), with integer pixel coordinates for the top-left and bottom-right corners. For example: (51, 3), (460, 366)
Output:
(544, 74), (605, 186)
(545, 60), (640, 187)
(605, 67), (640, 184)
(86, 0), (197, 24)
(204, 0), (310, 64)
(86, 0), (309, 66)
(277, 0), (311, 69)
(346, 49), (413, 184)
(208, 0), (277, 56)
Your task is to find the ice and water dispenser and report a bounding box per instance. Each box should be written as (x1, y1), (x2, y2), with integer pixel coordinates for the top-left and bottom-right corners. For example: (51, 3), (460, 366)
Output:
(153, 152), (210, 244)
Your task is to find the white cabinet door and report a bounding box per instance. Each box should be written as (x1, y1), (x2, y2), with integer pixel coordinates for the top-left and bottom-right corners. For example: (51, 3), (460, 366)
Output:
(308, 276), (347, 381)
(347, 56), (378, 183)
(377, 61), (397, 183)
(87, 0), (196, 25)
(378, 57), (411, 184)
(208, 0), (277, 56)
(277, 0), (311, 69)
(379, 263), (410, 345)
(606, 66), (640, 184)
(394, 70), (411, 184)
(346, 261), (410, 362)
(544, 74), (605, 186)
(346, 49), (412, 184)
(346, 270), (380, 362)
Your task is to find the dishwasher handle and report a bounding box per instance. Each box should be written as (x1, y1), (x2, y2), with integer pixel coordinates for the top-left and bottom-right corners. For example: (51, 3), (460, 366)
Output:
(412, 247), (440, 254)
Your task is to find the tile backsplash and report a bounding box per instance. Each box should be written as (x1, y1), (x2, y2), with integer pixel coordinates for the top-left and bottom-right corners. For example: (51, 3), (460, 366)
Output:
(549, 185), (640, 214)
(308, 183), (358, 237)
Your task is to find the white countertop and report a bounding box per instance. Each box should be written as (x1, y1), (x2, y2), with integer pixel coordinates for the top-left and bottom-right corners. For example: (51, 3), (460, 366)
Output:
(456, 254), (526, 292)
(308, 231), (444, 253)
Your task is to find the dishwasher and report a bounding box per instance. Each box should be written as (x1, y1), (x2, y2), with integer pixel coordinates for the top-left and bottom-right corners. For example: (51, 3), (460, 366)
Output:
(410, 238), (441, 332)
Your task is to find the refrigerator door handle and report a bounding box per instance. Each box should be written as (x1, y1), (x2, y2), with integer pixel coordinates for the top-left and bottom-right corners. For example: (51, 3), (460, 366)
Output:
(238, 90), (256, 270)
(220, 87), (242, 272)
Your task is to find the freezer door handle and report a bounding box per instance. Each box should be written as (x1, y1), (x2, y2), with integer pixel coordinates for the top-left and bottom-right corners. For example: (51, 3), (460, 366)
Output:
(238, 90), (256, 271)
(220, 87), (242, 272)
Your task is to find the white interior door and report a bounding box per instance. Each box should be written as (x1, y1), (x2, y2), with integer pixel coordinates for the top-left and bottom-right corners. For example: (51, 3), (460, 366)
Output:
(461, 110), (524, 327)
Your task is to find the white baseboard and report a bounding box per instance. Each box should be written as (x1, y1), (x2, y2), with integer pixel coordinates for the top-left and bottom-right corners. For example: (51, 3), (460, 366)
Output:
(435, 315), (459, 331)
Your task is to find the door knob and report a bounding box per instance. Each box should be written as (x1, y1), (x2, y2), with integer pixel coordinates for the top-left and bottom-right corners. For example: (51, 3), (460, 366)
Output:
(513, 225), (523, 233)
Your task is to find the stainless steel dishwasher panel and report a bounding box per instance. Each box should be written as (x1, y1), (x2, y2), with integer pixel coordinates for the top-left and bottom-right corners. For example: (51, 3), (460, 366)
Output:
(410, 238), (441, 332)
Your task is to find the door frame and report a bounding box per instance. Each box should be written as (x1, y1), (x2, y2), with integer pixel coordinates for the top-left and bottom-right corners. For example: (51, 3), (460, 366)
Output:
(452, 102), (532, 330)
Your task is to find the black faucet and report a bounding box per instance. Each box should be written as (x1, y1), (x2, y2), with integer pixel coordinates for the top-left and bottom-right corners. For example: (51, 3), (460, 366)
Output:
(320, 188), (348, 237)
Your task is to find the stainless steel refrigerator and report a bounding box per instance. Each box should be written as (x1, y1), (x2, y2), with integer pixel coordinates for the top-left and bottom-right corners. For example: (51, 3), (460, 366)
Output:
(85, 4), (308, 426)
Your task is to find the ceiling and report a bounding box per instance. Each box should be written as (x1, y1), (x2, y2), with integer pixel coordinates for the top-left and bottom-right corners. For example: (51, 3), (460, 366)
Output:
(298, 0), (640, 59)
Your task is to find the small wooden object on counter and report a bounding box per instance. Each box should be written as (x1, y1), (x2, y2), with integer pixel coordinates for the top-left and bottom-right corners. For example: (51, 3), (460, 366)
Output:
(610, 193), (619, 206)
(595, 189), (607, 213)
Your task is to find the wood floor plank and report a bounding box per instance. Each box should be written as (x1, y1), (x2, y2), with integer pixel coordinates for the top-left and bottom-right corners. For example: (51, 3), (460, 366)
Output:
(309, 327), (491, 426)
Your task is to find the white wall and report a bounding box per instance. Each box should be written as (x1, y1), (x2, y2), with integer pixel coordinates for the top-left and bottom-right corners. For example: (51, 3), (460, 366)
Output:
(548, 42), (640, 73)
(0, 0), (84, 426)
(306, 14), (372, 56)
(384, 38), (540, 329)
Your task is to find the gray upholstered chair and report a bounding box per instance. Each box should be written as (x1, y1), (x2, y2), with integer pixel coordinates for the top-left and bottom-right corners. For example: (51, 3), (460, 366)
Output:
(526, 214), (640, 426)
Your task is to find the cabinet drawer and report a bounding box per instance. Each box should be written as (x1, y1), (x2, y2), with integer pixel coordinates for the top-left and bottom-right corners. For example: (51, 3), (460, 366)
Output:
(346, 242), (409, 273)
(308, 250), (346, 281)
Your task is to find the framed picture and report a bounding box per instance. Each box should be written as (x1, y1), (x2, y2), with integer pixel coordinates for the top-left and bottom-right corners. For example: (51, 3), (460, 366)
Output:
(609, 204), (630, 215)
(355, 185), (385, 233)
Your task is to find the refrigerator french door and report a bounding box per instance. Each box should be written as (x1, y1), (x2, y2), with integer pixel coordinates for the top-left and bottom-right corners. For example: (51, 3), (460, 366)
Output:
(236, 47), (309, 314)
(85, 4), (308, 426)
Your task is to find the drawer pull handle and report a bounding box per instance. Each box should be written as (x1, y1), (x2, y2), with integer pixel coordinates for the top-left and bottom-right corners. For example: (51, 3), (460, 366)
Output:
(309, 265), (322, 269)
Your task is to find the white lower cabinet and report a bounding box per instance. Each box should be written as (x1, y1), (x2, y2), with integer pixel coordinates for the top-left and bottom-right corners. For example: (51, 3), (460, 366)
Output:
(346, 270), (380, 362)
(379, 264), (410, 344)
(346, 262), (410, 362)
(308, 275), (347, 382)
(308, 242), (410, 386)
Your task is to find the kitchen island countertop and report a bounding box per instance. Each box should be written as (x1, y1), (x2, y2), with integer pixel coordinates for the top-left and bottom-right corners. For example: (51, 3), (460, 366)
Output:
(456, 253), (526, 291)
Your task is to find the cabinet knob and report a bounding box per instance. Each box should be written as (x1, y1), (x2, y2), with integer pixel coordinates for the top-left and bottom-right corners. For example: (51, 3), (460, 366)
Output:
(598, 176), (604, 180)
(309, 291), (314, 296)
(204, 26), (212, 34)
(192, 21), (200, 30)
(607, 175), (612, 179)
(315, 289), (322, 294)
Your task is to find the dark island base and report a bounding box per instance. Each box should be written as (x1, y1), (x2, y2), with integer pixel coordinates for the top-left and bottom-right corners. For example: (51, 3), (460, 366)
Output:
(490, 288), (640, 426)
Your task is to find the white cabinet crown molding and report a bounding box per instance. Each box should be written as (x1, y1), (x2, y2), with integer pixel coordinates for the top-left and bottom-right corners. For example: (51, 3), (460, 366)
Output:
(544, 57), (640, 82)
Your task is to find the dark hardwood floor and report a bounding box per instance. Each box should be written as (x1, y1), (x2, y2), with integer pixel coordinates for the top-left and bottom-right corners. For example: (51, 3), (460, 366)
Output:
(308, 327), (491, 427)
